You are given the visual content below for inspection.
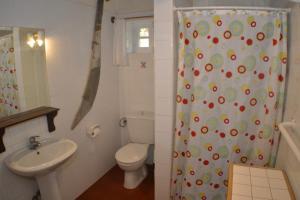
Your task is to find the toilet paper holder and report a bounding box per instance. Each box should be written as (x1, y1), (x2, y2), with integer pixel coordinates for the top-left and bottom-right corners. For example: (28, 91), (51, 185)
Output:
(119, 117), (127, 127)
(87, 124), (101, 138)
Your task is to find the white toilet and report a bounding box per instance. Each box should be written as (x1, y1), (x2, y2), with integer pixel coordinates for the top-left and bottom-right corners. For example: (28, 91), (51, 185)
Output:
(115, 112), (154, 189)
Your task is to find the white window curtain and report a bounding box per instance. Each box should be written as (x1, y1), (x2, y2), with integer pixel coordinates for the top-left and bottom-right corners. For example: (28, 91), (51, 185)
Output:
(113, 19), (128, 66)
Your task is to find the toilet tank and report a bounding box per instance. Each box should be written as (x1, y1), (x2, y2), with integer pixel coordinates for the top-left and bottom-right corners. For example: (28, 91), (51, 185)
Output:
(127, 111), (154, 144)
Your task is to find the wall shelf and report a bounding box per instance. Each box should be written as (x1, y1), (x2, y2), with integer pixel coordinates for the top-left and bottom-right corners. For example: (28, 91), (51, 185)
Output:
(0, 106), (59, 153)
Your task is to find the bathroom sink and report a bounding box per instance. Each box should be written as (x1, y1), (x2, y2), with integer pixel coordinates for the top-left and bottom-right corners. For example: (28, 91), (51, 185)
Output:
(5, 139), (77, 177)
(5, 139), (77, 200)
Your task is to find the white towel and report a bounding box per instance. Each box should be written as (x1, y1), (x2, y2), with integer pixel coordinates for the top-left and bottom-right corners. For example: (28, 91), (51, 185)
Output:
(113, 19), (128, 66)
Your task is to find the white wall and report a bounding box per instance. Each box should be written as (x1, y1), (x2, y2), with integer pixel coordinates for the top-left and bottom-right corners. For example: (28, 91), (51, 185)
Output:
(154, 0), (175, 199)
(277, 2), (300, 198)
(115, 0), (153, 15)
(118, 53), (154, 144)
(174, 0), (193, 7)
(119, 53), (154, 115)
(284, 4), (300, 123)
(0, 0), (121, 199)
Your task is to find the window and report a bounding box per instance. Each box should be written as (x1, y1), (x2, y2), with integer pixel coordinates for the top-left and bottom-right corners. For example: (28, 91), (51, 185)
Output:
(126, 19), (153, 53)
(139, 28), (150, 48)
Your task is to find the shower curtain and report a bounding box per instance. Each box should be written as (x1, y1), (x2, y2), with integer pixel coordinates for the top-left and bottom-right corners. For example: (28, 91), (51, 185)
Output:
(0, 34), (20, 117)
(171, 10), (287, 200)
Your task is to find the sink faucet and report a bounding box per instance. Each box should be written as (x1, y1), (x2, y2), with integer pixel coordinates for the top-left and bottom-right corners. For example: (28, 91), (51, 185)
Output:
(29, 136), (41, 150)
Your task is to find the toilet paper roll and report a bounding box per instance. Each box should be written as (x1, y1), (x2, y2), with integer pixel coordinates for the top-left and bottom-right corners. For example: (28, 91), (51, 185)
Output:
(91, 127), (100, 138)
(87, 125), (100, 138)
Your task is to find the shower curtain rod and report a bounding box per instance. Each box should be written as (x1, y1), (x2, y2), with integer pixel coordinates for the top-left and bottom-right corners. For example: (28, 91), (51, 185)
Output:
(111, 15), (153, 23)
(173, 6), (291, 13)
(123, 15), (153, 20)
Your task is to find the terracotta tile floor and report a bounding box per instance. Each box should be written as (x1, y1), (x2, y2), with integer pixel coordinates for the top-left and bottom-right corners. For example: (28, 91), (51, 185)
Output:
(77, 165), (154, 200)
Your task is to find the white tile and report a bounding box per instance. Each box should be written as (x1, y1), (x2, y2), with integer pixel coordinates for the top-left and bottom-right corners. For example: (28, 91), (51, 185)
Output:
(250, 168), (267, 177)
(251, 176), (269, 187)
(68, 0), (97, 7)
(119, 53), (155, 114)
(155, 115), (173, 132)
(154, 59), (175, 99)
(155, 59), (174, 81)
(154, 131), (173, 166)
(232, 184), (252, 196)
(232, 195), (252, 200)
(155, 163), (172, 200)
(155, 58), (173, 69)
(175, 0), (193, 7)
(269, 178), (287, 189)
(271, 188), (291, 200)
(155, 98), (174, 116)
(154, 2), (174, 200)
(154, 0), (173, 22)
(252, 186), (272, 199)
(154, 78), (174, 99)
(154, 40), (173, 60)
(233, 174), (251, 185)
(233, 165), (250, 176)
(266, 169), (284, 179)
(155, 21), (173, 41)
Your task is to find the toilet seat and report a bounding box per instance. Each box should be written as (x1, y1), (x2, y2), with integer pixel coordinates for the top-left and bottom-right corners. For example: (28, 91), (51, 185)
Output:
(115, 143), (149, 165)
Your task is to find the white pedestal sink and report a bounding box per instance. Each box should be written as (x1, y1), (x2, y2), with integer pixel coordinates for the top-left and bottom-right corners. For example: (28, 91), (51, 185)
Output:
(5, 139), (77, 200)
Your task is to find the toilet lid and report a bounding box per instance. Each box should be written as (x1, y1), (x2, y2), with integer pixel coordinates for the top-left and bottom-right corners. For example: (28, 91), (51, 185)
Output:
(115, 143), (149, 164)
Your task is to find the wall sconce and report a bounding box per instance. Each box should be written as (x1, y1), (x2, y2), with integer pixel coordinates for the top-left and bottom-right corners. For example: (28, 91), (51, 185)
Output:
(27, 31), (44, 48)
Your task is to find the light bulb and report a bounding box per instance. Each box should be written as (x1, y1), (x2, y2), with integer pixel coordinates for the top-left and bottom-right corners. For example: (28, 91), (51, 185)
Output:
(27, 33), (35, 48)
(36, 31), (44, 47)
(27, 39), (35, 48)
(26, 31), (45, 48)
(37, 39), (44, 47)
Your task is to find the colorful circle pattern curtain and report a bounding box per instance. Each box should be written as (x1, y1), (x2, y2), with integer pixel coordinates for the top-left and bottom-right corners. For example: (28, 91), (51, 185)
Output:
(171, 9), (288, 200)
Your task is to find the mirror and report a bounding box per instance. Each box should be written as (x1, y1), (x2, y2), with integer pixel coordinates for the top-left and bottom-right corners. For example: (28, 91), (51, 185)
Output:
(0, 27), (49, 118)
